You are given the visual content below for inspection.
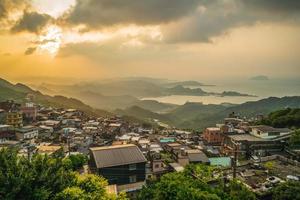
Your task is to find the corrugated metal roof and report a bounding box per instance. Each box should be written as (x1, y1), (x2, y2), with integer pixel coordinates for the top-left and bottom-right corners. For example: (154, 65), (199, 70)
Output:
(90, 144), (147, 168)
(187, 151), (209, 163)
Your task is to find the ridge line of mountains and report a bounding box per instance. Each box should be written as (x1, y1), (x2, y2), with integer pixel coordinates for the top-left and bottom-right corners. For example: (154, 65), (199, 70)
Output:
(1, 77), (300, 130)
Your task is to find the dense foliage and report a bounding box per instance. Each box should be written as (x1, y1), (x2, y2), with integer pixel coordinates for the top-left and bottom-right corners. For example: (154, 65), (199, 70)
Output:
(289, 129), (300, 148)
(271, 181), (300, 200)
(138, 164), (256, 200)
(0, 148), (127, 200)
(66, 154), (88, 171)
(259, 108), (300, 129)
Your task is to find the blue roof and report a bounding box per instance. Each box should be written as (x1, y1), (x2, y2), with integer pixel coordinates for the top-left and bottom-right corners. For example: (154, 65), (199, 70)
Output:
(159, 138), (176, 143)
(209, 157), (231, 167)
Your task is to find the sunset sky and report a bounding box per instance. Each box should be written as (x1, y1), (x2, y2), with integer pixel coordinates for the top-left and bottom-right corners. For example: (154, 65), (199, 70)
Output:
(1, 0), (300, 83)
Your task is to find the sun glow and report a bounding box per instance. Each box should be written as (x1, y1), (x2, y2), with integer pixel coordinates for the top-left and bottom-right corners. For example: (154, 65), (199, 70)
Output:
(37, 26), (62, 56)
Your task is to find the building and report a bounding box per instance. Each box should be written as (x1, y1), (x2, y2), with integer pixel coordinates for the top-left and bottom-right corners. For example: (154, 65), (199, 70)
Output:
(37, 145), (62, 155)
(0, 125), (14, 143)
(16, 126), (38, 140)
(250, 125), (291, 139)
(6, 112), (23, 128)
(21, 102), (37, 121)
(203, 127), (222, 144)
(185, 149), (210, 164)
(222, 129), (291, 158)
(89, 144), (147, 192)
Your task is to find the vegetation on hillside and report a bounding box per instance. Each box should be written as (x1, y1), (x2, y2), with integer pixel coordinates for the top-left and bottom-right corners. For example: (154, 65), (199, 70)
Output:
(138, 164), (256, 200)
(0, 148), (127, 200)
(289, 129), (300, 148)
(259, 108), (300, 129)
(271, 181), (300, 200)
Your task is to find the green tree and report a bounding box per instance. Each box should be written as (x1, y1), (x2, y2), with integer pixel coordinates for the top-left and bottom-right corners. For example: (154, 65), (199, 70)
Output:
(139, 164), (255, 200)
(289, 129), (300, 148)
(67, 154), (88, 170)
(0, 148), (128, 200)
(272, 181), (300, 200)
(226, 180), (256, 200)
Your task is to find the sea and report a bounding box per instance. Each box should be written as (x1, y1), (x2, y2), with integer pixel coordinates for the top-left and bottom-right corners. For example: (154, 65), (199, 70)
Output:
(142, 78), (300, 105)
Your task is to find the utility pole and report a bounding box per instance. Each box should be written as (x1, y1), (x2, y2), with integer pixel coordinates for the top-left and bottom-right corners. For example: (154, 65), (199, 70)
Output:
(231, 141), (241, 179)
(67, 135), (71, 156)
(232, 143), (238, 179)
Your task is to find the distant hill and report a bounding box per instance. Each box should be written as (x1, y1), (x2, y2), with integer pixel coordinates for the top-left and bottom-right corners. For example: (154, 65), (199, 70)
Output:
(164, 85), (208, 96)
(0, 78), (112, 117)
(115, 106), (173, 124)
(250, 75), (269, 81)
(130, 100), (177, 113)
(115, 96), (300, 130)
(258, 108), (300, 129)
(164, 80), (214, 87)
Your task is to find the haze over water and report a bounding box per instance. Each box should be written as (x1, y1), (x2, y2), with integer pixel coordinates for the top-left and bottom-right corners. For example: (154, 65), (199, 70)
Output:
(143, 78), (300, 105)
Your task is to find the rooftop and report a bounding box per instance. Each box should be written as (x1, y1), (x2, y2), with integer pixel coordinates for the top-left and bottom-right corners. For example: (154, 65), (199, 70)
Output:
(250, 125), (290, 133)
(90, 144), (147, 168)
(228, 134), (264, 142)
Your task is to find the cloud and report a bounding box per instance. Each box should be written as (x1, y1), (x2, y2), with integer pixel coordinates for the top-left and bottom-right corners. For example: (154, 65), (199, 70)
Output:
(0, 0), (29, 20)
(11, 11), (52, 34)
(59, 0), (300, 44)
(63, 0), (205, 28)
(162, 0), (300, 43)
(24, 47), (37, 55)
(240, 0), (300, 13)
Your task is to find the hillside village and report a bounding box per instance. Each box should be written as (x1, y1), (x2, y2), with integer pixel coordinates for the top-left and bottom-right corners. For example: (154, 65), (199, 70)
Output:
(1, 97), (300, 199)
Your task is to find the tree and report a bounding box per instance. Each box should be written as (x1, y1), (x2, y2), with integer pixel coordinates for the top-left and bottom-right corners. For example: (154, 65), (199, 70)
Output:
(66, 154), (88, 170)
(0, 148), (128, 200)
(272, 181), (300, 200)
(141, 172), (220, 200)
(289, 129), (300, 148)
(138, 164), (256, 200)
(226, 180), (256, 200)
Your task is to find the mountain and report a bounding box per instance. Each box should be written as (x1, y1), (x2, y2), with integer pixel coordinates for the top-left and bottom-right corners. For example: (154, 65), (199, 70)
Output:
(258, 108), (300, 129)
(164, 85), (208, 96)
(164, 80), (214, 87)
(115, 106), (172, 124)
(115, 96), (300, 130)
(250, 75), (269, 81)
(130, 100), (177, 113)
(0, 78), (112, 117)
(219, 91), (257, 97)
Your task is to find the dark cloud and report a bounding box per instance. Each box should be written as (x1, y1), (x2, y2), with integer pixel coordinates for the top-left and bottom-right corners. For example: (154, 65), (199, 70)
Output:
(163, 0), (300, 43)
(240, 0), (300, 13)
(64, 0), (207, 28)
(11, 11), (52, 34)
(0, 0), (29, 20)
(24, 47), (37, 55)
(61, 0), (300, 43)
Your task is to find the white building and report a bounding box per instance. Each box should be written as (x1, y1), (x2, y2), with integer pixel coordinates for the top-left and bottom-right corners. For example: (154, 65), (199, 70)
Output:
(250, 125), (291, 139)
(16, 126), (39, 140)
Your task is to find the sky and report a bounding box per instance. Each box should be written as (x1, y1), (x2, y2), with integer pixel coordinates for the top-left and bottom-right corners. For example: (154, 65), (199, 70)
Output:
(0, 0), (300, 84)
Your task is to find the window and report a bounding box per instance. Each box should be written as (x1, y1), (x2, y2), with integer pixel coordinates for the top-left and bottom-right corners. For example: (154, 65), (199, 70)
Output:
(154, 164), (159, 168)
(129, 175), (137, 183)
(129, 164), (137, 170)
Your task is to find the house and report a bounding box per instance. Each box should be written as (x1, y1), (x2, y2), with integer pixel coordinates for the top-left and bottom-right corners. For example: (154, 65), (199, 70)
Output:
(16, 126), (38, 140)
(21, 102), (37, 121)
(222, 131), (291, 158)
(37, 144), (62, 155)
(202, 127), (222, 144)
(185, 149), (210, 164)
(0, 125), (14, 143)
(250, 125), (291, 139)
(6, 112), (23, 128)
(89, 144), (147, 192)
